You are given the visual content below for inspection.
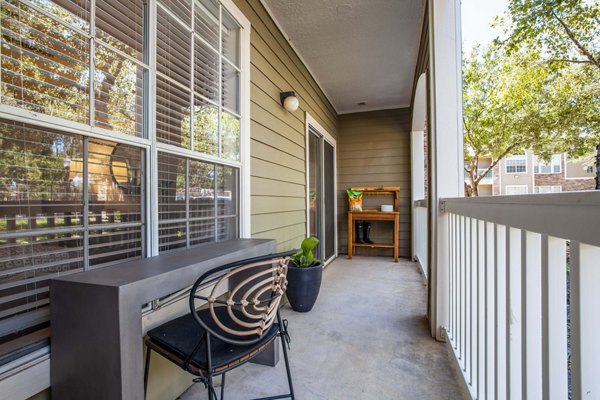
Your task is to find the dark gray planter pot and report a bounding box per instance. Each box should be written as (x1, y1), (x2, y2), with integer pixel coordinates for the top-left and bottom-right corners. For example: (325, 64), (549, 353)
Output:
(286, 262), (323, 312)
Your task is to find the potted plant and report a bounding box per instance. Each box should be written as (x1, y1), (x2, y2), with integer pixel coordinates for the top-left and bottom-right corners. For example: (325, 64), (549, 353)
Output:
(285, 236), (323, 312)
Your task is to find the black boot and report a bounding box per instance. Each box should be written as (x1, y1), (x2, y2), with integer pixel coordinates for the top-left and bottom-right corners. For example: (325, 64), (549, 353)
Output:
(363, 222), (374, 244)
(355, 222), (365, 243)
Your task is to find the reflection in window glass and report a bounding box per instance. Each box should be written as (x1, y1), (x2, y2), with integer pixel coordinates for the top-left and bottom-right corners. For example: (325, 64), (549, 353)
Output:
(222, 62), (240, 114)
(94, 45), (144, 137)
(192, 101), (219, 155)
(0, 119), (143, 360)
(221, 112), (240, 161)
(158, 152), (238, 253)
(222, 9), (240, 67)
(0, 1), (90, 124)
(96, 0), (145, 62)
(195, 0), (220, 49)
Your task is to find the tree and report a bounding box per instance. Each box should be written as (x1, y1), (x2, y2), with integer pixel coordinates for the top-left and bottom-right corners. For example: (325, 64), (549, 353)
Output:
(464, 45), (552, 195)
(498, 0), (600, 188)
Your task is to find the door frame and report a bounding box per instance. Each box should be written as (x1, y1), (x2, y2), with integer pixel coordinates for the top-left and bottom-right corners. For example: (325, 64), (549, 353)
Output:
(305, 112), (337, 264)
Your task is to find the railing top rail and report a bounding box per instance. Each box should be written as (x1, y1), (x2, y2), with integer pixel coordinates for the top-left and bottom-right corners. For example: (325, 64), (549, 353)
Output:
(440, 191), (600, 247)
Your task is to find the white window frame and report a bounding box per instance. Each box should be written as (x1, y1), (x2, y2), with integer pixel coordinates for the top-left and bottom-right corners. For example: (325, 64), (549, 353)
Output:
(505, 154), (527, 174)
(505, 185), (529, 195)
(534, 185), (562, 194)
(533, 154), (561, 174)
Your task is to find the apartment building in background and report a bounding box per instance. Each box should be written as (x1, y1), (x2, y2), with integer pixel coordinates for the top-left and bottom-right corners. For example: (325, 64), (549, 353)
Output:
(467, 152), (596, 196)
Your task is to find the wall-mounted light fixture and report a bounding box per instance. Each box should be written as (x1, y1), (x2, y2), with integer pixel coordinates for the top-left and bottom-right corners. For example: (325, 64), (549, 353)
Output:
(280, 91), (299, 112)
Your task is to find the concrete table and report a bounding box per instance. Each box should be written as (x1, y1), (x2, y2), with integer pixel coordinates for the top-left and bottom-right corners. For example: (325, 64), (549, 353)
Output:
(51, 239), (276, 400)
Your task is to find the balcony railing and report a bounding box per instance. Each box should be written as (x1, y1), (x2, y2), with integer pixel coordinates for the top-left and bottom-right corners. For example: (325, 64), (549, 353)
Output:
(441, 191), (600, 399)
(464, 168), (494, 184)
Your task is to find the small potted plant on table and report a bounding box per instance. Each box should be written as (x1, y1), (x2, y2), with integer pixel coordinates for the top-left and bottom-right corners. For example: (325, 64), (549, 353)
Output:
(285, 237), (323, 312)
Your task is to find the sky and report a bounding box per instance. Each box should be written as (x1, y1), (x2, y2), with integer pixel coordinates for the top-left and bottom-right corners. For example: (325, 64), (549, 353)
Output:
(461, 0), (509, 55)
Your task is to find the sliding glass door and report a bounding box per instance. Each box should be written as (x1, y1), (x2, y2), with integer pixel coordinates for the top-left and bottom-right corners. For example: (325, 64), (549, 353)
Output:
(308, 124), (336, 263)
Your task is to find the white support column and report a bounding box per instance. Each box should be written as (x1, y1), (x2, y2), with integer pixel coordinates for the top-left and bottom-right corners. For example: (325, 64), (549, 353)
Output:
(427, 0), (464, 339)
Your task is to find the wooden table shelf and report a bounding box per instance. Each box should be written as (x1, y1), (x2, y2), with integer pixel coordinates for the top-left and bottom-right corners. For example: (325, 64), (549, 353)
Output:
(347, 187), (400, 262)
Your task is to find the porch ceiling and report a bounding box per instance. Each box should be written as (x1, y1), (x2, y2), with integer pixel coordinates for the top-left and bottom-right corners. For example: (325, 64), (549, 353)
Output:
(262, 0), (425, 114)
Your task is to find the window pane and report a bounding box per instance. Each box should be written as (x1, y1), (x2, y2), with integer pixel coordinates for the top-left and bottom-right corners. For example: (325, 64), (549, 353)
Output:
(159, 0), (192, 27)
(96, 0), (145, 61)
(194, 38), (219, 103)
(1, 1), (90, 124)
(31, 0), (90, 31)
(94, 44), (144, 137)
(158, 153), (186, 252)
(87, 140), (143, 225)
(157, 7), (191, 88)
(156, 76), (191, 148)
(222, 61), (239, 114)
(190, 218), (214, 246)
(216, 165), (237, 216)
(217, 217), (236, 241)
(0, 120), (85, 233)
(221, 111), (240, 161)
(189, 160), (214, 219)
(222, 9), (240, 67)
(194, 0), (219, 49)
(192, 99), (218, 155)
(88, 226), (142, 268)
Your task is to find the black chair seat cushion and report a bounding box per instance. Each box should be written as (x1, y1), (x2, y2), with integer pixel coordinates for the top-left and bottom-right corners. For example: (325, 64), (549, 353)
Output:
(145, 306), (279, 375)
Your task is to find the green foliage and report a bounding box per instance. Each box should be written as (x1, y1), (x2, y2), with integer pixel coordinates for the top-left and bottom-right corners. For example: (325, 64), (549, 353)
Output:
(290, 236), (319, 268)
(464, 1), (600, 195)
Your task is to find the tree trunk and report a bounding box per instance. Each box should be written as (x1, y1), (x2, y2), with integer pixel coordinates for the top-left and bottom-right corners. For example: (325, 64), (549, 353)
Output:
(595, 144), (600, 190)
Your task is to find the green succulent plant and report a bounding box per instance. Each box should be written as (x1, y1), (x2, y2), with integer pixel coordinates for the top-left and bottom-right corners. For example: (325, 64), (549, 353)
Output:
(290, 236), (320, 268)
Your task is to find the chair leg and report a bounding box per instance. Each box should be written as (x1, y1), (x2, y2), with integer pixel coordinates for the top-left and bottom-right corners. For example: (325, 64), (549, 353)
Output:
(220, 373), (226, 400)
(281, 339), (295, 400)
(144, 346), (151, 399)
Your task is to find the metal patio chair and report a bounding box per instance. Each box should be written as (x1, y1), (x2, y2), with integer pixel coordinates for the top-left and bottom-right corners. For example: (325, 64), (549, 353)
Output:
(143, 251), (295, 400)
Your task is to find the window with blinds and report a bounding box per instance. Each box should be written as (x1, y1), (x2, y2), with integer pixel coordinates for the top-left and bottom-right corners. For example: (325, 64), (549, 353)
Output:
(156, 0), (241, 162)
(0, 119), (143, 362)
(0, 0), (148, 138)
(158, 152), (238, 253)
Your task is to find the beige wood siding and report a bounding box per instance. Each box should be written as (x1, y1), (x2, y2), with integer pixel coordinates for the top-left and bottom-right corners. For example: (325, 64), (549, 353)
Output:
(233, 0), (338, 251)
(337, 109), (412, 258)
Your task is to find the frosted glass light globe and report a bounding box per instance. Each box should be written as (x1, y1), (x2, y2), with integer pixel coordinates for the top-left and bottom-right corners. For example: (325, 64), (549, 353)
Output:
(283, 95), (299, 112)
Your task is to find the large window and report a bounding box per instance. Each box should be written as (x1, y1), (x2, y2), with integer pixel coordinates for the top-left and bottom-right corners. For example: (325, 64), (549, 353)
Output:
(1, 0), (148, 137)
(505, 185), (528, 195)
(0, 119), (143, 361)
(156, 0), (241, 161)
(0, 0), (247, 365)
(533, 154), (561, 174)
(505, 154), (527, 174)
(534, 186), (562, 194)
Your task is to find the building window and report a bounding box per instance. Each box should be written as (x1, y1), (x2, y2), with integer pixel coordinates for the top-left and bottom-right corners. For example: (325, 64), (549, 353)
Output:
(1, 0), (148, 138)
(0, 0), (248, 364)
(155, 0), (243, 254)
(505, 154), (527, 174)
(534, 154), (561, 174)
(156, 0), (241, 161)
(505, 185), (528, 195)
(534, 186), (562, 194)
(158, 152), (238, 253)
(0, 119), (143, 361)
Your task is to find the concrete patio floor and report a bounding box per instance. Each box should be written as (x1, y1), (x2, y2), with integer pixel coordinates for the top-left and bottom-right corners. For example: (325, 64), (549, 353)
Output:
(180, 256), (468, 400)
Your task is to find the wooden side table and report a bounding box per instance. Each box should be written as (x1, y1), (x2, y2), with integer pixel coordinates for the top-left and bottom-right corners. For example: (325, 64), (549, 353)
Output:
(347, 210), (399, 262)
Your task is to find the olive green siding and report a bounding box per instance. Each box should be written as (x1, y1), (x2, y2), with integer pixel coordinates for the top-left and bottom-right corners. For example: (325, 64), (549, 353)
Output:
(233, 0), (338, 252)
(337, 109), (412, 258)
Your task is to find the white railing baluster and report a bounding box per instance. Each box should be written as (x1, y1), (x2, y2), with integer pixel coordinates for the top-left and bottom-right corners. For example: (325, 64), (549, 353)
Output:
(465, 217), (471, 376)
(496, 224), (507, 400)
(522, 231), (542, 399)
(507, 227), (523, 399)
(477, 220), (486, 399)
(459, 215), (465, 367)
(485, 222), (496, 400)
(541, 235), (567, 400)
(470, 218), (478, 389)
(570, 242), (600, 400)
